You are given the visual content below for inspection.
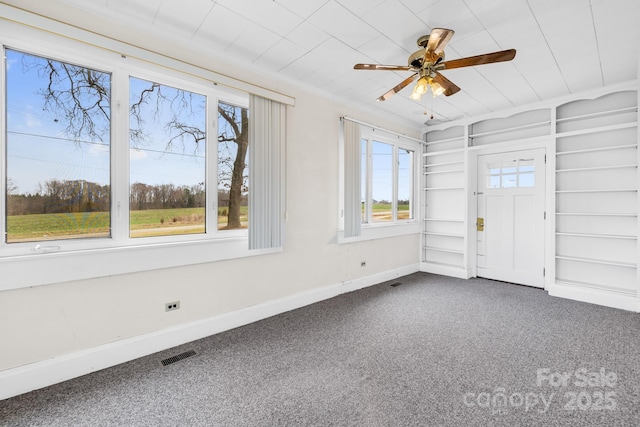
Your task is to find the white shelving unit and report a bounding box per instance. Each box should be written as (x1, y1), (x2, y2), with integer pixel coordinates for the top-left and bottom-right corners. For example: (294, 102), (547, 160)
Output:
(422, 126), (466, 276)
(554, 91), (638, 295)
(421, 87), (639, 311)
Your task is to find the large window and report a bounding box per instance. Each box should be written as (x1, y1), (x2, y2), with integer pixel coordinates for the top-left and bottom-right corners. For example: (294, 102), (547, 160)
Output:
(2, 46), (260, 251)
(1, 27), (287, 291)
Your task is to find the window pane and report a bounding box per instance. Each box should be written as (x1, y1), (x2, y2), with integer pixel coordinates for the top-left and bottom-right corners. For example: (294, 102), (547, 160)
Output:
(217, 102), (249, 230)
(371, 141), (393, 223)
(397, 148), (413, 220)
(129, 77), (206, 238)
(361, 139), (367, 223)
(503, 174), (517, 188)
(5, 49), (111, 243)
(488, 175), (501, 189)
(519, 173), (535, 187)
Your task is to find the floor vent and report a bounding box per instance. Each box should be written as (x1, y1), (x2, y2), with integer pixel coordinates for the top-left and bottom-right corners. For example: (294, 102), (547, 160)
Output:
(161, 350), (196, 366)
(390, 282), (403, 287)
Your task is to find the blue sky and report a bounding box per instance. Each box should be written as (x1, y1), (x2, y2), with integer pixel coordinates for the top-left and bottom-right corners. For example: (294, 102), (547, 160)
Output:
(6, 49), (208, 195)
(362, 139), (412, 203)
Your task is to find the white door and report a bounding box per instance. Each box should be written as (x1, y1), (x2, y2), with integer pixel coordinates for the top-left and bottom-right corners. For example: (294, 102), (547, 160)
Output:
(476, 149), (545, 287)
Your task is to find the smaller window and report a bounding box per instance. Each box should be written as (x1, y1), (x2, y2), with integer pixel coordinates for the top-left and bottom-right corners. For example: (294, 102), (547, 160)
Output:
(360, 137), (416, 224)
(397, 148), (414, 220)
(360, 139), (368, 224)
(217, 102), (249, 231)
(371, 141), (393, 223)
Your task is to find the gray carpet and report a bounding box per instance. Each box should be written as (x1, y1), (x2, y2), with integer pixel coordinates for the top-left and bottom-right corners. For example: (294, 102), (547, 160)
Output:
(2, 273), (640, 426)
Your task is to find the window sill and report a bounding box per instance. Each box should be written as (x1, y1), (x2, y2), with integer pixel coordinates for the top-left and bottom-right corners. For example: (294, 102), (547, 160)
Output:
(0, 238), (281, 291)
(337, 221), (420, 244)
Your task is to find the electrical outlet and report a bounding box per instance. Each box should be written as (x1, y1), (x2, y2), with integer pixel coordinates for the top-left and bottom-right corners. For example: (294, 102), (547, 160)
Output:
(165, 301), (180, 312)
(361, 261), (366, 267)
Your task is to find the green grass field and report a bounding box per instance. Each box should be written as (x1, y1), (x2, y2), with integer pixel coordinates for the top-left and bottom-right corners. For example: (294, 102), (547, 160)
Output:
(369, 203), (411, 220)
(7, 203), (407, 241)
(6, 207), (249, 241)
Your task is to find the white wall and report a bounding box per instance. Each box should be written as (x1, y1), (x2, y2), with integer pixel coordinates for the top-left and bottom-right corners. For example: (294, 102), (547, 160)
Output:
(0, 3), (421, 395)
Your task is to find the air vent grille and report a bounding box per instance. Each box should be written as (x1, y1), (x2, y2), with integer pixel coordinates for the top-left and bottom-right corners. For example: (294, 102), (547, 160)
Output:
(161, 350), (196, 366)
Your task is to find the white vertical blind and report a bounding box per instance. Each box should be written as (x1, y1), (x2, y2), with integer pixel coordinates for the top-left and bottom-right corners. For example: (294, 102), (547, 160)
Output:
(249, 95), (286, 249)
(342, 118), (361, 237)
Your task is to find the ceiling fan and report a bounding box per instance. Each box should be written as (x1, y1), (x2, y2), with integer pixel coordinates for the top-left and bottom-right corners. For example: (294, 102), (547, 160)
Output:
(354, 28), (516, 102)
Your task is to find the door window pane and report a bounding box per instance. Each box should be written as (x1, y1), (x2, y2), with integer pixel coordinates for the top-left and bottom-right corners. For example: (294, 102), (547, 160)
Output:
(485, 159), (536, 189)
(5, 49), (111, 243)
(129, 77), (206, 238)
(217, 102), (249, 230)
(371, 141), (393, 223)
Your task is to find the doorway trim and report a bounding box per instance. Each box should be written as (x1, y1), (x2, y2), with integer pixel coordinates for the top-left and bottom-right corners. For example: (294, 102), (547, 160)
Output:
(466, 137), (555, 290)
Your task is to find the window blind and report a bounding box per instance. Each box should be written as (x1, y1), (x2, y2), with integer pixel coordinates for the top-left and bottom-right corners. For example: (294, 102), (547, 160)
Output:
(248, 95), (286, 250)
(342, 118), (361, 237)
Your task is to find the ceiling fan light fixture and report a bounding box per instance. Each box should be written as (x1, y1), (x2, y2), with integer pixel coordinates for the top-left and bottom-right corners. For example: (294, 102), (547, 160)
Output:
(431, 81), (445, 97)
(410, 76), (429, 100)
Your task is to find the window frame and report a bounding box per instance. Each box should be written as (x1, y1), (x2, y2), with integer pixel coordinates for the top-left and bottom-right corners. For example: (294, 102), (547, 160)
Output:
(0, 20), (280, 291)
(360, 132), (418, 226)
(339, 124), (421, 244)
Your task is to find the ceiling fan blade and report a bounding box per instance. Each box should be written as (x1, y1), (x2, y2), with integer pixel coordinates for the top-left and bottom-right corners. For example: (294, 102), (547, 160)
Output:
(432, 71), (461, 96)
(426, 28), (455, 56)
(440, 49), (516, 70)
(354, 63), (412, 71)
(377, 73), (418, 101)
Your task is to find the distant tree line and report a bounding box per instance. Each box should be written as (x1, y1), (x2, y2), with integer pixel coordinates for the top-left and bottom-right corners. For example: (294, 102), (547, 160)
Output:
(129, 182), (205, 211)
(6, 179), (251, 216)
(8, 179), (109, 215)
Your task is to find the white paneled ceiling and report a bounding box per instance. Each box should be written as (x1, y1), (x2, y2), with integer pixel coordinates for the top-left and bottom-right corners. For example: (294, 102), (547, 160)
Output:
(26, 0), (640, 127)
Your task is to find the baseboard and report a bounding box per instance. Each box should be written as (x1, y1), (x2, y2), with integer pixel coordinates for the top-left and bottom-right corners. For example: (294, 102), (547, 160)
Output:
(342, 263), (420, 293)
(548, 282), (640, 313)
(420, 262), (470, 279)
(0, 264), (419, 400)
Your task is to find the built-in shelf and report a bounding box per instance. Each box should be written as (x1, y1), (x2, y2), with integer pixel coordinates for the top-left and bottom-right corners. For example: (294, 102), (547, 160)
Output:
(424, 160), (464, 168)
(469, 120), (551, 139)
(555, 231), (637, 240)
(555, 212), (637, 217)
(555, 122), (638, 138)
(556, 106), (638, 123)
(423, 231), (464, 238)
(424, 169), (464, 175)
(421, 260), (465, 270)
(556, 164), (637, 173)
(424, 136), (465, 146)
(423, 148), (465, 157)
(555, 279), (636, 296)
(556, 143), (638, 156)
(424, 187), (465, 192)
(555, 189), (637, 194)
(424, 246), (464, 255)
(556, 255), (637, 269)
